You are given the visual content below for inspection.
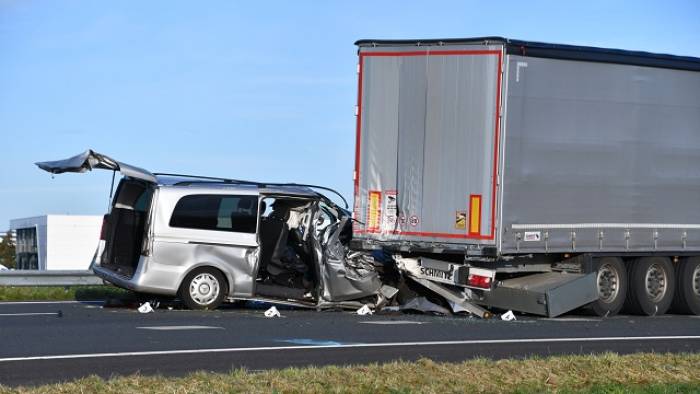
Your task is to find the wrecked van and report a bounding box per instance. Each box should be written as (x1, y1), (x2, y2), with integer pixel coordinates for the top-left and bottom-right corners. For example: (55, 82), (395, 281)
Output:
(36, 150), (397, 310)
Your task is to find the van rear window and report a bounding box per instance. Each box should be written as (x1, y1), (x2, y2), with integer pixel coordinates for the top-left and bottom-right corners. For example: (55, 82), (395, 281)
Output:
(169, 195), (258, 233)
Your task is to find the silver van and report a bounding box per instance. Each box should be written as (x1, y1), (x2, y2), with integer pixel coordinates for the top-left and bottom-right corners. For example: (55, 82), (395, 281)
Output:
(37, 150), (390, 310)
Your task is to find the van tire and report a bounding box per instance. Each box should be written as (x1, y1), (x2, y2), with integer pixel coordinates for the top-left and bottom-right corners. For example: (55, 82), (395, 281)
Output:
(671, 257), (700, 315)
(179, 267), (228, 310)
(588, 257), (627, 317)
(625, 257), (675, 316)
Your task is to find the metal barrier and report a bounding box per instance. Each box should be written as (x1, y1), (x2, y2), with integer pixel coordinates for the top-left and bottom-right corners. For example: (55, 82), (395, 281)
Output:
(0, 270), (103, 286)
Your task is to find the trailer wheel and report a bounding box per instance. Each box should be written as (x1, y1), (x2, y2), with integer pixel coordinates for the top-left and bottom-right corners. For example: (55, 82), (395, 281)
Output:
(179, 267), (228, 310)
(625, 257), (675, 316)
(589, 257), (627, 317)
(671, 257), (700, 315)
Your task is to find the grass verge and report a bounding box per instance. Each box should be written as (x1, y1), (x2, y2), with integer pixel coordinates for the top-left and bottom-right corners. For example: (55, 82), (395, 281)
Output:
(0, 286), (135, 302)
(1, 353), (698, 393)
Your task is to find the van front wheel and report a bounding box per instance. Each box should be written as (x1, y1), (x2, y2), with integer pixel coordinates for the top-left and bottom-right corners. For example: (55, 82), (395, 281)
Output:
(179, 268), (227, 310)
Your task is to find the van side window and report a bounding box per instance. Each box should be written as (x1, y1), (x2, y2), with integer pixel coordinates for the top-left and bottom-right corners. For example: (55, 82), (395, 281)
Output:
(169, 195), (258, 233)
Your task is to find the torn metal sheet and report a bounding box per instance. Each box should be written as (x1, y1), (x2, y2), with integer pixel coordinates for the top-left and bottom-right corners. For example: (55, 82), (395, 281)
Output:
(36, 149), (157, 183)
(395, 256), (491, 318)
(399, 297), (451, 315)
(318, 218), (384, 302)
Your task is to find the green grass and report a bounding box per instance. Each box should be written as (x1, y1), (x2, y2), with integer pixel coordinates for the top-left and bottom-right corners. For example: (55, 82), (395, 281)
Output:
(1, 353), (698, 393)
(0, 286), (135, 302)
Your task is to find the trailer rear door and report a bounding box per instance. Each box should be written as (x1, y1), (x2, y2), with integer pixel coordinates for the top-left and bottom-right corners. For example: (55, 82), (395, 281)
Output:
(353, 44), (504, 244)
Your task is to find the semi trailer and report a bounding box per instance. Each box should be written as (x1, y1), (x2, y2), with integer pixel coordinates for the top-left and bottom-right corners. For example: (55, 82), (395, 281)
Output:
(351, 37), (700, 317)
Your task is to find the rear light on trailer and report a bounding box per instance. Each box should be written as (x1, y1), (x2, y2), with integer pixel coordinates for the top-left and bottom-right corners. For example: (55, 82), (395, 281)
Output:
(468, 274), (492, 289)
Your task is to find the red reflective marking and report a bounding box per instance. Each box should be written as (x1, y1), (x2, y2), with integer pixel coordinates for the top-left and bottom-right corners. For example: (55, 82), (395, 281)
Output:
(353, 49), (503, 241)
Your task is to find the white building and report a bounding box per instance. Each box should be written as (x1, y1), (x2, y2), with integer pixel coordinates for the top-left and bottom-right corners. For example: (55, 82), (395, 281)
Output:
(9, 215), (102, 270)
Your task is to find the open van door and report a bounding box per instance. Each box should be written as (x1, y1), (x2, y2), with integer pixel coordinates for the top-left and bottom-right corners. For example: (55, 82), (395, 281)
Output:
(36, 149), (157, 183)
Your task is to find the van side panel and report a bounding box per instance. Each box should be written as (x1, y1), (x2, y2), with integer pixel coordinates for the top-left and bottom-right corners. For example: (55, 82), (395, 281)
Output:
(149, 188), (259, 297)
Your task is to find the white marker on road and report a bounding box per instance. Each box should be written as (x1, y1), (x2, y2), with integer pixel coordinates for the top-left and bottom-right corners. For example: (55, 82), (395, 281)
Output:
(0, 301), (102, 305)
(0, 312), (59, 317)
(137, 326), (224, 331)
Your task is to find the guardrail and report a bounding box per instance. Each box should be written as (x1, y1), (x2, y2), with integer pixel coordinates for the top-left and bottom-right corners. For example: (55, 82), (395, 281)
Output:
(0, 270), (103, 286)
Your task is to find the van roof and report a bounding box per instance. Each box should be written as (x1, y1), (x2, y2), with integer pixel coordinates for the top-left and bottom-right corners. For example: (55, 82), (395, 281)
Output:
(155, 175), (322, 198)
(354, 36), (700, 72)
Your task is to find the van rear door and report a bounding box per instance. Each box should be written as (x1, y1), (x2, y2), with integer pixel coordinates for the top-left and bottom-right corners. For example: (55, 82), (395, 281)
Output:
(36, 149), (157, 183)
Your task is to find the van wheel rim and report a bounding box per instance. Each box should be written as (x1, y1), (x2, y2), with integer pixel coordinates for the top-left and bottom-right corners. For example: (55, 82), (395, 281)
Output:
(693, 265), (700, 297)
(190, 273), (220, 305)
(645, 263), (667, 303)
(597, 263), (620, 303)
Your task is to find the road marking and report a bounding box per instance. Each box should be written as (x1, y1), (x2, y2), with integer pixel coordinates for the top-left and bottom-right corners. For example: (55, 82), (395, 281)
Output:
(359, 321), (426, 325)
(0, 312), (59, 317)
(137, 326), (224, 331)
(540, 318), (601, 322)
(1, 335), (699, 363)
(0, 301), (102, 305)
(279, 339), (348, 346)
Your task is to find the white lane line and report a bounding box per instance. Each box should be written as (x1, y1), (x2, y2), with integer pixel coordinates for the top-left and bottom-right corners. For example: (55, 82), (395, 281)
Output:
(0, 301), (102, 305)
(1, 335), (698, 363)
(0, 312), (59, 317)
(359, 321), (426, 325)
(137, 326), (224, 331)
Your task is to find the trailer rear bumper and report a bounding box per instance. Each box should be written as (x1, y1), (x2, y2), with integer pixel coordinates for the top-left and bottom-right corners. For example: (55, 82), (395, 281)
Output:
(478, 272), (598, 317)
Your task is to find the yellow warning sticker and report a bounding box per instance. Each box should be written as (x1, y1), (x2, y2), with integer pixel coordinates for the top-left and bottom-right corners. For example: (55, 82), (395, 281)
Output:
(455, 211), (467, 230)
(469, 195), (482, 235)
(367, 191), (381, 233)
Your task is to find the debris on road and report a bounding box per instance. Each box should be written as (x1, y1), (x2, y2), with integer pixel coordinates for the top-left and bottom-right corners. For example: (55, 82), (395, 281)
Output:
(356, 304), (373, 315)
(501, 310), (516, 321)
(264, 306), (281, 318)
(138, 302), (154, 313)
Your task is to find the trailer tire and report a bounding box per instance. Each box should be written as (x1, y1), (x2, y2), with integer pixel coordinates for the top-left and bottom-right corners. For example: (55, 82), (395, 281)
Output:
(589, 257), (627, 317)
(625, 257), (675, 316)
(179, 267), (228, 310)
(671, 257), (700, 315)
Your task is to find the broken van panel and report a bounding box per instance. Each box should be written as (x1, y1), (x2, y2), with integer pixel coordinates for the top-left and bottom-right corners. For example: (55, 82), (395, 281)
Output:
(36, 150), (157, 183)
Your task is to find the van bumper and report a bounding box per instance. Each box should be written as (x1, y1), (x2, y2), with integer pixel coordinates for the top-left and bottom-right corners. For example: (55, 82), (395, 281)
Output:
(93, 264), (178, 296)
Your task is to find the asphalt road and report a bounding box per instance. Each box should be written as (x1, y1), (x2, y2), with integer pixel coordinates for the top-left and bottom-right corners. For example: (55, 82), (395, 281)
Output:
(1, 300), (699, 387)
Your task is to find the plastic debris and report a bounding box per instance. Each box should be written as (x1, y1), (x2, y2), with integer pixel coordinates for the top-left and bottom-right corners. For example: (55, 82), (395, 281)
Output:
(356, 304), (373, 315)
(264, 306), (281, 318)
(138, 302), (154, 314)
(501, 310), (517, 321)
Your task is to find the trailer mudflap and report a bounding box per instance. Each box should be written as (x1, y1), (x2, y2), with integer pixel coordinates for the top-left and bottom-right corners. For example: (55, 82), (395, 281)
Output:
(478, 272), (598, 317)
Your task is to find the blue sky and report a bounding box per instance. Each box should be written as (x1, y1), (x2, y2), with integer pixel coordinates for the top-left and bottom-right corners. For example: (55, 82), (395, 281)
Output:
(1, 1), (699, 227)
